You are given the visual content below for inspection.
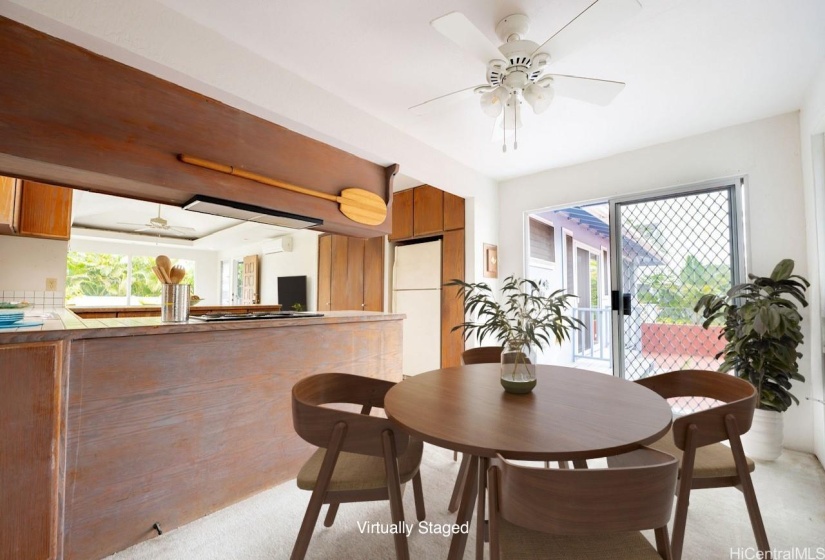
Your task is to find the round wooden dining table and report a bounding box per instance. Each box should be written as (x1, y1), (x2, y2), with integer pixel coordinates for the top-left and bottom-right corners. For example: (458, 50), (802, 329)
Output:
(384, 363), (673, 560)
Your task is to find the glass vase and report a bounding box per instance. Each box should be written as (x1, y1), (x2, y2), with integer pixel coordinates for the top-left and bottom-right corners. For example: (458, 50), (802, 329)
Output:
(500, 340), (536, 394)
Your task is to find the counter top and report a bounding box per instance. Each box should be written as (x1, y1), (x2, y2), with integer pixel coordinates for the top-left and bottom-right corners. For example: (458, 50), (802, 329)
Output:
(0, 308), (405, 343)
(68, 304), (282, 313)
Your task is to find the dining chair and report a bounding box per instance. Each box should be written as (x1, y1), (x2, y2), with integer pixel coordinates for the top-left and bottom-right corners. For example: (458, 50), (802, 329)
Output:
(488, 447), (679, 559)
(290, 373), (426, 560)
(627, 369), (769, 560)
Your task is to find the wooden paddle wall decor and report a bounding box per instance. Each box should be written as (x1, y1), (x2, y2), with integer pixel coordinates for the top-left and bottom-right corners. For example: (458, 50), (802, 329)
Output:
(0, 16), (396, 237)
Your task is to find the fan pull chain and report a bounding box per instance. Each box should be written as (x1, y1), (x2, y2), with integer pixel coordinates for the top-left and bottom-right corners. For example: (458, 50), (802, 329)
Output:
(514, 99), (519, 151)
(502, 98), (507, 153)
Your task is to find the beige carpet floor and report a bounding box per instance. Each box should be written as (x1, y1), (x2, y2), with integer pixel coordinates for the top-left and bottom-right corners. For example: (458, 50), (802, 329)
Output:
(106, 445), (825, 559)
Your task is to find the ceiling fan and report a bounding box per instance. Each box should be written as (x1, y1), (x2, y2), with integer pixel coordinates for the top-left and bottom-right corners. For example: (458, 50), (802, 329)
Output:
(118, 205), (197, 236)
(411, 0), (641, 151)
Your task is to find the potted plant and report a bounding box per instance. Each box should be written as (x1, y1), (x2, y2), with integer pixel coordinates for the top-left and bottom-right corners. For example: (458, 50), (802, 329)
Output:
(694, 259), (809, 460)
(447, 275), (582, 394)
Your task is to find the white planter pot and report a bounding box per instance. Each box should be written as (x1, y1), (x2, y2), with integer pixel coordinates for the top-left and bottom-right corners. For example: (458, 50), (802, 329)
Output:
(740, 409), (784, 461)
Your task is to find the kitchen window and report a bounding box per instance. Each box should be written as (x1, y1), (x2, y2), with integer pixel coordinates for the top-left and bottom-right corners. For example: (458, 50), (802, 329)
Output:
(66, 251), (195, 306)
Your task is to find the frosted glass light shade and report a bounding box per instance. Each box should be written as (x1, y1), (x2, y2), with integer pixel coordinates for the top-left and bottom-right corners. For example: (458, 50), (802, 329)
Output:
(523, 83), (554, 114)
(480, 86), (508, 118)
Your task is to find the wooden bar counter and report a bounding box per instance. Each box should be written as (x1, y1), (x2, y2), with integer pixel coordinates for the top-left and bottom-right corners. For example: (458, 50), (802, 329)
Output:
(0, 310), (403, 560)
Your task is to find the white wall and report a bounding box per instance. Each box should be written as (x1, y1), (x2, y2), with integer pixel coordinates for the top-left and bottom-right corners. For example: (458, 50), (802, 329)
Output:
(0, 236), (68, 291)
(499, 112), (813, 453)
(800, 62), (825, 468)
(69, 237), (220, 305)
(218, 230), (320, 310)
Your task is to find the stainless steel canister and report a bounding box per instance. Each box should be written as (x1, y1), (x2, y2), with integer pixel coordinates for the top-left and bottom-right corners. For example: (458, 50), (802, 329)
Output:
(161, 284), (190, 323)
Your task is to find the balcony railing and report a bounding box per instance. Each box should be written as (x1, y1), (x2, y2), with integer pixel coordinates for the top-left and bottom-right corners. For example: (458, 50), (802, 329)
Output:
(571, 307), (612, 364)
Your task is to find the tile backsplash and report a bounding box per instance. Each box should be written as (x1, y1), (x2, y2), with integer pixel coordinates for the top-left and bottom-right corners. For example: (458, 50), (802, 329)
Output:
(0, 290), (65, 309)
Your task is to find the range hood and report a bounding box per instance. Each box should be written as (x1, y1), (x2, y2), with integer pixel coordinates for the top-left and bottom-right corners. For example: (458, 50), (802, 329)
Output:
(182, 195), (322, 229)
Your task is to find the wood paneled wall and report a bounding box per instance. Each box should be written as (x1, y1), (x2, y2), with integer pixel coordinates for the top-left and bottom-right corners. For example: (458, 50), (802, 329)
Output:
(0, 342), (63, 560)
(0, 17), (397, 237)
(62, 319), (402, 559)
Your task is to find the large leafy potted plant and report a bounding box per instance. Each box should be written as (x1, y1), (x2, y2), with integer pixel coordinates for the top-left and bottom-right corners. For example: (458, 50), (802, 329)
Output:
(447, 275), (582, 394)
(694, 259), (809, 460)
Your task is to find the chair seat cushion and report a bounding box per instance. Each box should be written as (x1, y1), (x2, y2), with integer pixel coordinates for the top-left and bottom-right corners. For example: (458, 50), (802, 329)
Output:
(498, 519), (663, 560)
(297, 438), (423, 492)
(647, 428), (755, 479)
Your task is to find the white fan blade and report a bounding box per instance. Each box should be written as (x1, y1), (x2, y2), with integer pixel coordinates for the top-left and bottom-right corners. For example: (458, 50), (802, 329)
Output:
(409, 85), (485, 116)
(431, 12), (503, 65)
(117, 222), (149, 227)
(533, 0), (641, 63)
(548, 74), (625, 105)
(170, 226), (197, 233)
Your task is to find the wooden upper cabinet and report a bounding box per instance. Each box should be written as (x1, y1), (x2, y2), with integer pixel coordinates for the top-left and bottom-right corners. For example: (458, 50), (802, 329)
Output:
(443, 191), (465, 231)
(17, 181), (73, 240)
(0, 175), (21, 235)
(390, 189), (413, 241)
(413, 185), (443, 237)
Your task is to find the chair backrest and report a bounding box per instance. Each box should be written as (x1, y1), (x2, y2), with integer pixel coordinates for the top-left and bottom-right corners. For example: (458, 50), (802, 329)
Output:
(490, 448), (678, 535)
(461, 346), (504, 364)
(636, 370), (757, 449)
(292, 373), (410, 457)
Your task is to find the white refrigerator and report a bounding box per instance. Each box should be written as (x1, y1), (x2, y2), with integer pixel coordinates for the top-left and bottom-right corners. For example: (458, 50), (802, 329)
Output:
(392, 240), (442, 376)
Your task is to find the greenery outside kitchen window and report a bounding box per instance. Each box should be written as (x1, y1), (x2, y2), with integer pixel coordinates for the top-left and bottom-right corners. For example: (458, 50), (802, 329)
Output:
(66, 251), (195, 306)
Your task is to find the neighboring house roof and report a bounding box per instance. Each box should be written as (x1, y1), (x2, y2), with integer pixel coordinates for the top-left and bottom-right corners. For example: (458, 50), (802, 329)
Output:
(553, 206), (665, 266)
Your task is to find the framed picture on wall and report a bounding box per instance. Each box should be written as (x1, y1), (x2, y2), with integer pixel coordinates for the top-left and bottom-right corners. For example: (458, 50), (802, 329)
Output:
(484, 243), (498, 278)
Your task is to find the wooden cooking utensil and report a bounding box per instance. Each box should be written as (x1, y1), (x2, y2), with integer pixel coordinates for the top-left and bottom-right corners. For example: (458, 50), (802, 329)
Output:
(151, 266), (167, 284)
(155, 255), (173, 283)
(170, 265), (186, 284)
(178, 154), (387, 226)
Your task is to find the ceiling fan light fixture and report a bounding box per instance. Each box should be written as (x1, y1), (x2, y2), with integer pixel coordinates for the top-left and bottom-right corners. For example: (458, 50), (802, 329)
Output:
(480, 86), (508, 118)
(523, 82), (554, 114)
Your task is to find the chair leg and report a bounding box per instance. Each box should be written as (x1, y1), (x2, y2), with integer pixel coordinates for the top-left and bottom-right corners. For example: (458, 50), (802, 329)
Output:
(655, 526), (673, 560)
(382, 430), (410, 560)
(453, 450), (458, 461)
(476, 456), (489, 560)
(670, 426), (698, 560)
(726, 416), (771, 556)
(323, 503), (339, 527)
(572, 459), (588, 469)
(412, 470), (426, 521)
(557, 460), (570, 469)
(448, 455), (478, 560)
(487, 465), (501, 560)
(291, 423), (346, 560)
(449, 453), (471, 513)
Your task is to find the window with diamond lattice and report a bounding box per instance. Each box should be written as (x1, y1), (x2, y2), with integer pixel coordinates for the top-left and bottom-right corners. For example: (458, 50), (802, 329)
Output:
(614, 184), (742, 411)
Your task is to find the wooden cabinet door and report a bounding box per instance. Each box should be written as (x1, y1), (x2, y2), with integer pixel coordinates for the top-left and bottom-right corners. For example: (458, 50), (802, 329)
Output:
(0, 342), (62, 560)
(441, 230), (465, 368)
(18, 181), (73, 240)
(413, 185), (443, 237)
(345, 238), (366, 310)
(363, 236), (384, 311)
(390, 188), (413, 240)
(443, 191), (465, 231)
(330, 235), (350, 310)
(0, 175), (21, 235)
(241, 255), (259, 304)
(317, 234), (332, 311)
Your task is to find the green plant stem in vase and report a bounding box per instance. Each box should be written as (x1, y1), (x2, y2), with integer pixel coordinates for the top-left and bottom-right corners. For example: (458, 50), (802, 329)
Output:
(447, 275), (582, 394)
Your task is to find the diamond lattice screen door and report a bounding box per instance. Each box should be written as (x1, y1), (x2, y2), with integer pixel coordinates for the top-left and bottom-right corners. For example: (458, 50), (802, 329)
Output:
(608, 179), (746, 384)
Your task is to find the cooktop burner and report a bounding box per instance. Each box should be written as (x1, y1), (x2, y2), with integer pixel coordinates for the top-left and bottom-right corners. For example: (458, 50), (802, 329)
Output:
(189, 311), (324, 322)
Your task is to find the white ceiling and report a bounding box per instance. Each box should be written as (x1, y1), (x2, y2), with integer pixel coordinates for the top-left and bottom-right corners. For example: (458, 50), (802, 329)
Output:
(145, 0), (825, 180)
